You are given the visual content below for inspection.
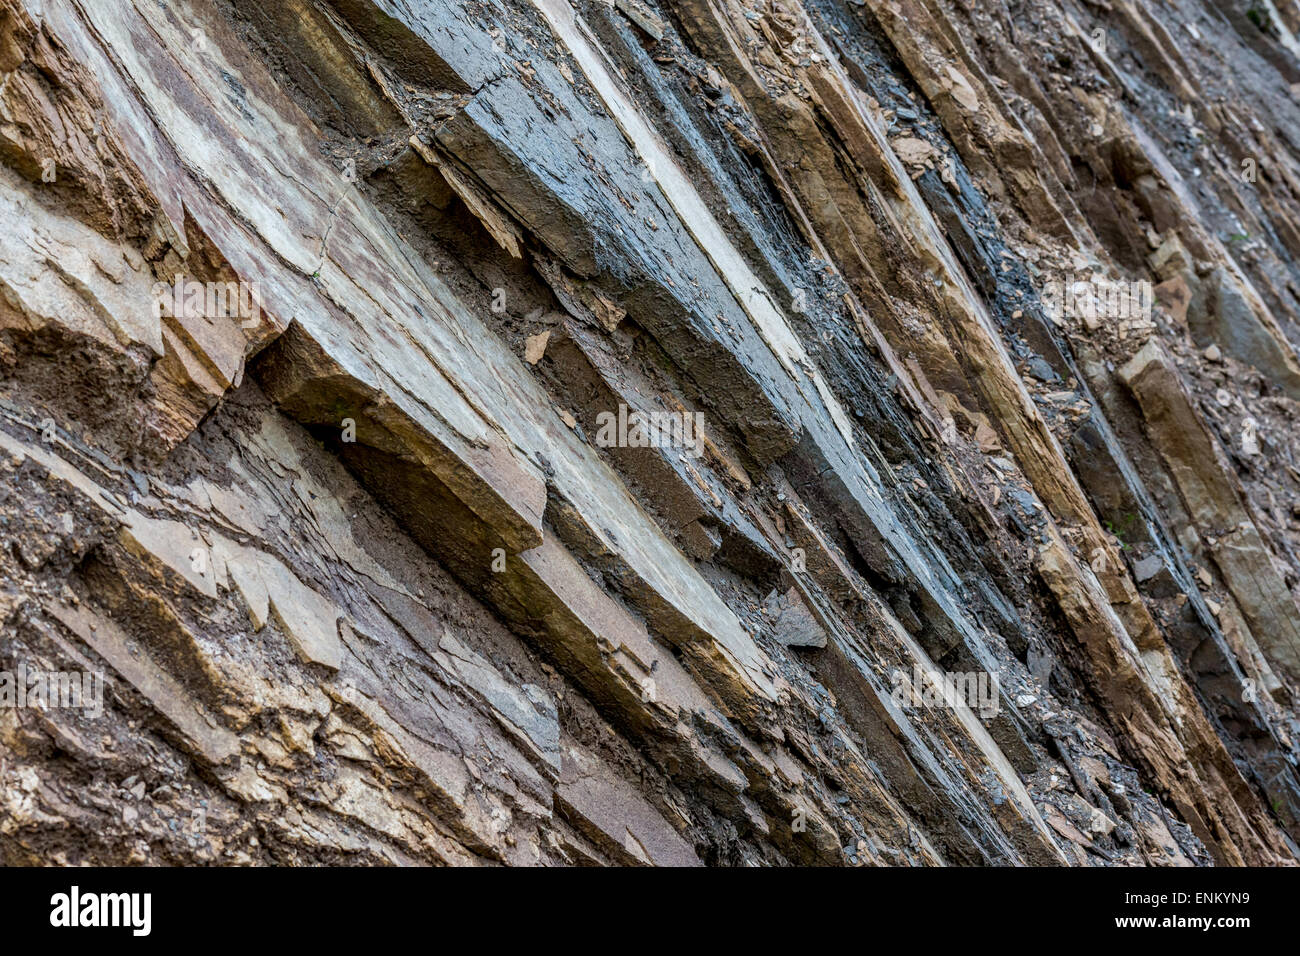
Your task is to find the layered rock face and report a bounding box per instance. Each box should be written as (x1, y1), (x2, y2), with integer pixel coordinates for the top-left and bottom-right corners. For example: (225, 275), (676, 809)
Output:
(2, 0), (1300, 867)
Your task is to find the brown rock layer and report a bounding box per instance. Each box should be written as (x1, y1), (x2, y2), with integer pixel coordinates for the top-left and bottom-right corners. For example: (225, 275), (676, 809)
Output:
(2, 0), (1300, 865)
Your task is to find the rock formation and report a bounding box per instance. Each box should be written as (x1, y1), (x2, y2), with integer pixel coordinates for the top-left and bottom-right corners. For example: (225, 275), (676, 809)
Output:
(2, 0), (1300, 866)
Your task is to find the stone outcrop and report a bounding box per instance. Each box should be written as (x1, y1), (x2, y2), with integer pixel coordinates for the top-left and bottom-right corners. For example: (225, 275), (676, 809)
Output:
(2, 0), (1300, 866)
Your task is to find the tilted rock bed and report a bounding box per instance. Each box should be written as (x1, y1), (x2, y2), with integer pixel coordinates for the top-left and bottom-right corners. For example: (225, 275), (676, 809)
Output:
(1, 0), (1299, 865)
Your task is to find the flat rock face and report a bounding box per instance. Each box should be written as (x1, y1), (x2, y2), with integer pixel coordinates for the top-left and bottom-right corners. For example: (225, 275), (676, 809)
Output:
(2, 0), (1300, 867)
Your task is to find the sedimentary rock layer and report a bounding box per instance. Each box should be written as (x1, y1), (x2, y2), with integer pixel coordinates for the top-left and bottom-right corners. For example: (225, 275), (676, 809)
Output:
(2, 0), (1300, 865)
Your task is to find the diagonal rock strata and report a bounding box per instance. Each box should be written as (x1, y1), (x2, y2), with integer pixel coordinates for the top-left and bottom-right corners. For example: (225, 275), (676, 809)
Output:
(3, 0), (1300, 866)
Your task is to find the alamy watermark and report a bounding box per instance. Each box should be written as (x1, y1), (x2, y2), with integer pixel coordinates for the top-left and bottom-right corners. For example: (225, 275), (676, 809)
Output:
(152, 275), (263, 329)
(890, 665), (999, 719)
(1042, 276), (1152, 325)
(50, 886), (150, 936)
(594, 403), (705, 458)
(0, 662), (103, 718)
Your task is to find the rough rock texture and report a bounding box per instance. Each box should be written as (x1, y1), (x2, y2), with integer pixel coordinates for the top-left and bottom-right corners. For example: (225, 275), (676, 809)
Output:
(3, 0), (1300, 866)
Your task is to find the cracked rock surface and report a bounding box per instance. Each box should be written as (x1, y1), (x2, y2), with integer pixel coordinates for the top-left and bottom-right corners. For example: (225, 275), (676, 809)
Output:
(2, 0), (1300, 865)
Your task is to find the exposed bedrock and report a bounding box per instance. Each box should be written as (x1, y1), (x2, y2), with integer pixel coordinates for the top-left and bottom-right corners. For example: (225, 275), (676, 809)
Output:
(2, 0), (1300, 865)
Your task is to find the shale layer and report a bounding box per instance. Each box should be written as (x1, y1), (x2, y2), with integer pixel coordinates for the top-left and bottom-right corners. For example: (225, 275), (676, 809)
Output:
(3, 0), (1300, 866)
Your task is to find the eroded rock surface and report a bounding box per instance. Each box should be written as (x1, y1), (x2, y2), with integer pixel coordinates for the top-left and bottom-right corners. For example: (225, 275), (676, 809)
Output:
(2, 0), (1300, 865)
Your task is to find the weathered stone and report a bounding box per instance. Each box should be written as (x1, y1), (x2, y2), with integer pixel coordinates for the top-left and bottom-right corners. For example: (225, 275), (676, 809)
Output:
(3, 0), (1300, 871)
(1120, 340), (1300, 685)
(1188, 268), (1300, 397)
(762, 587), (829, 648)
